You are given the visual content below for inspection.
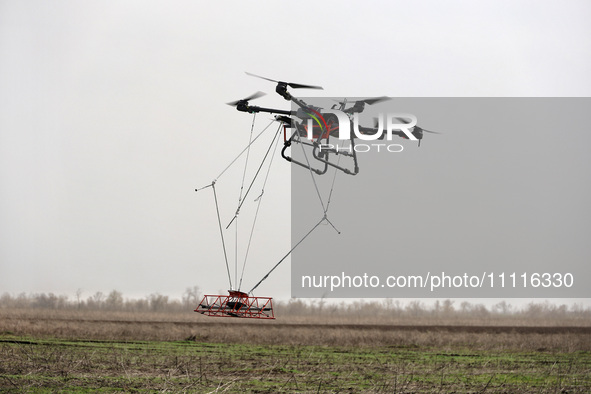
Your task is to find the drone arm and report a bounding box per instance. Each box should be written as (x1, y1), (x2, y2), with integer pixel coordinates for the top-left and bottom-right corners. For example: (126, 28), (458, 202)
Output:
(288, 96), (314, 112)
(236, 103), (292, 116)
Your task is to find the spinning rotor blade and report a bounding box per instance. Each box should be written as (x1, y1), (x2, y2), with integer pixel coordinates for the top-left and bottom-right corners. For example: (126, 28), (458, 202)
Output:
(420, 128), (441, 134)
(245, 72), (323, 90)
(226, 91), (266, 106)
(334, 97), (390, 105)
(244, 72), (278, 84)
(333, 97), (390, 112)
(288, 81), (324, 90)
(394, 117), (412, 124)
(361, 96), (391, 105)
(376, 117), (441, 134)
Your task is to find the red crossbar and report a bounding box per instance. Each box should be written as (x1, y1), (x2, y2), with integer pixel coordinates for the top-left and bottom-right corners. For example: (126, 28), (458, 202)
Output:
(194, 290), (275, 319)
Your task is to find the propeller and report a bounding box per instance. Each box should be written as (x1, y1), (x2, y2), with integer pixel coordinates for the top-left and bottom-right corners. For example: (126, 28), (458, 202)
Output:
(394, 117), (441, 134)
(372, 117), (441, 135)
(245, 72), (323, 90)
(334, 96), (391, 106)
(360, 96), (391, 105)
(418, 128), (440, 134)
(226, 91), (266, 107)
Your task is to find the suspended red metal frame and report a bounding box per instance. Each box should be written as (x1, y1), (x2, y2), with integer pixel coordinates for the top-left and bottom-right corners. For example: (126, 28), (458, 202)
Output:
(194, 290), (275, 319)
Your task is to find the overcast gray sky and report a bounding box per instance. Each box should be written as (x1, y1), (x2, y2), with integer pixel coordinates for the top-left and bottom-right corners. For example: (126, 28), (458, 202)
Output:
(1, 1), (590, 302)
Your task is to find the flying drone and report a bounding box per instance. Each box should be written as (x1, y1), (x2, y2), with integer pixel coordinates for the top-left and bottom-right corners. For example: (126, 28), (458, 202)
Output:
(194, 73), (439, 319)
(225, 72), (440, 175)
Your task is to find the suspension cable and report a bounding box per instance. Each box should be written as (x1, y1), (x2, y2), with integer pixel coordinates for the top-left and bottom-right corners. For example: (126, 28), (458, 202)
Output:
(295, 132), (327, 213)
(238, 129), (282, 291)
(295, 133), (342, 227)
(248, 215), (326, 295)
(212, 182), (233, 289)
(233, 113), (257, 289)
(234, 216), (238, 289)
(196, 118), (283, 291)
(234, 113), (258, 216)
(211, 119), (276, 183)
(198, 117), (345, 295)
(247, 130), (344, 293)
(239, 112), (257, 202)
(325, 155), (341, 213)
(226, 124), (282, 229)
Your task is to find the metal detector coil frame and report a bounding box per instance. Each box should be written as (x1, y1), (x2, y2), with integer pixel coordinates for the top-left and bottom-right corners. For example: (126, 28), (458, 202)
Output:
(194, 290), (275, 319)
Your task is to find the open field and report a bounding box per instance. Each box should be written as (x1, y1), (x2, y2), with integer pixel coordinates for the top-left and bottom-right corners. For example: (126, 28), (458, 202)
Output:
(1, 335), (590, 392)
(1, 308), (590, 392)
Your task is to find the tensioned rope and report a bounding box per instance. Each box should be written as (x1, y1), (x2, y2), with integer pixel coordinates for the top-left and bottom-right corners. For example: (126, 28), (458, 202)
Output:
(295, 132), (327, 213)
(211, 182), (233, 289)
(248, 215), (326, 294)
(248, 123), (342, 294)
(195, 117), (276, 290)
(325, 154), (341, 213)
(226, 123), (283, 229)
(233, 113), (257, 288)
(194, 119), (277, 191)
(238, 128), (282, 292)
(197, 116), (343, 295)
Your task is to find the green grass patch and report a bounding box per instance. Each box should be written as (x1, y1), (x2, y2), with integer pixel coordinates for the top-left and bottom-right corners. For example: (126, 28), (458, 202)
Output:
(0, 334), (589, 392)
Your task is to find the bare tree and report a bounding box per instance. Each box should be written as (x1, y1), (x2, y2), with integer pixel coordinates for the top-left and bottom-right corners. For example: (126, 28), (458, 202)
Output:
(148, 293), (169, 312)
(105, 290), (124, 310)
(76, 289), (83, 309)
(182, 286), (201, 307)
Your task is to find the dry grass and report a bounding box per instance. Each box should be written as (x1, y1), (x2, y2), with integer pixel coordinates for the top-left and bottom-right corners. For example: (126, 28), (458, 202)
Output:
(1, 308), (589, 352)
(1, 308), (589, 392)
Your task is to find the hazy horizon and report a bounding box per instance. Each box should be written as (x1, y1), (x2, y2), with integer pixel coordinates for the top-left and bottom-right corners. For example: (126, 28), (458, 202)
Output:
(1, 1), (590, 306)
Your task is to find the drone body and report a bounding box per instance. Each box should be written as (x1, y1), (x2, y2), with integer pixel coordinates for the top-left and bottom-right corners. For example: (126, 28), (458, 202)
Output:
(227, 72), (439, 175)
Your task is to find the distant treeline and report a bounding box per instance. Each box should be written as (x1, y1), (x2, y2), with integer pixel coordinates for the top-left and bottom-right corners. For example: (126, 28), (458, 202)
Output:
(0, 288), (202, 313)
(1, 288), (589, 321)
